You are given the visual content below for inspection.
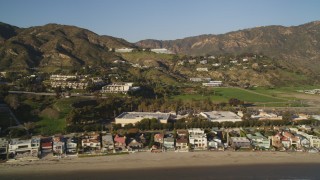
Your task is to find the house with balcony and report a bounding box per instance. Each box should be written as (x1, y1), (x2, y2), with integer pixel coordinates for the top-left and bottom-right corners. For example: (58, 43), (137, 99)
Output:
(246, 132), (270, 150)
(188, 128), (207, 150)
(0, 138), (8, 159)
(66, 137), (78, 155)
(81, 133), (101, 153)
(230, 137), (251, 150)
(163, 134), (175, 150)
(41, 137), (53, 153)
(9, 138), (40, 160)
(175, 130), (188, 152)
(102, 134), (114, 153)
(53, 136), (66, 156)
(114, 135), (127, 151)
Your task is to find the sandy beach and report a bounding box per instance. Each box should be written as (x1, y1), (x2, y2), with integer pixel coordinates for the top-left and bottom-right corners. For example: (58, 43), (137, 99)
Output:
(1, 151), (320, 179)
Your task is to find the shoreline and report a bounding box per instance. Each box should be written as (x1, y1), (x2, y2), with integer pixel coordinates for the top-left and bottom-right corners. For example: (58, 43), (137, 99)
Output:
(1, 151), (320, 174)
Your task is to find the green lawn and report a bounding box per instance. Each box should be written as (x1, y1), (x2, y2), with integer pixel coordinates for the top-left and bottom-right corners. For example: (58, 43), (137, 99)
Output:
(174, 87), (288, 103)
(36, 116), (66, 135)
(250, 85), (320, 98)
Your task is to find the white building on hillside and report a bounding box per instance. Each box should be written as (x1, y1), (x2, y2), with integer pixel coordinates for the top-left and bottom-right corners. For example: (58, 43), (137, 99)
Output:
(115, 112), (172, 127)
(200, 111), (242, 123)
(101, 82), (134, 94)
(151, 48), (173, 54)
(202, 81), (222, 87)
(115, 48), (134, 53)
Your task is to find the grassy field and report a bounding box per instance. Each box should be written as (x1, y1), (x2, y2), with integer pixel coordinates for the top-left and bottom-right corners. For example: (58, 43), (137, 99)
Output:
(34, 97), (87, 135)
(174, 87), (289, 103)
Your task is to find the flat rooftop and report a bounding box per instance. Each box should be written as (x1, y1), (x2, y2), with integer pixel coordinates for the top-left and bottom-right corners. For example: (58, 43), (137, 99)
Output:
(201, 111), (241, 121)
(116, 112), (171, 120)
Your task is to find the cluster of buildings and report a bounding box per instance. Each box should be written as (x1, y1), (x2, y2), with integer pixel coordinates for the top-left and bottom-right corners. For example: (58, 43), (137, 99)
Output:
(114, 48), (174, 54)
(251, 110), (309, 121)
(49, 74), (104, 90)
(1, 125), (319, 161)
(101, 82), (139, 94)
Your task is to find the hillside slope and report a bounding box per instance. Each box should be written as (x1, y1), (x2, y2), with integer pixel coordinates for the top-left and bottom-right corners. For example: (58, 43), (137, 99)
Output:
(0, 23), (135, 71)
(136, 21), (320, 73)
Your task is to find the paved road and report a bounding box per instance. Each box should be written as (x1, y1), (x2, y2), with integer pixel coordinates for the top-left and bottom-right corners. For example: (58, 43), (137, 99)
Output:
(8, 91), (103, 98)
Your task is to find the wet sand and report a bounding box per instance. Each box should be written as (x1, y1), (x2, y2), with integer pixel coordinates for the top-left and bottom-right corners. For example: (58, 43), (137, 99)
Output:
(1, 151), (320, 179)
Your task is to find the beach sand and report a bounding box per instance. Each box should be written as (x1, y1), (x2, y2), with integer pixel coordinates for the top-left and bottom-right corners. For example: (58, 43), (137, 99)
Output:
(1, 151), (320, 179)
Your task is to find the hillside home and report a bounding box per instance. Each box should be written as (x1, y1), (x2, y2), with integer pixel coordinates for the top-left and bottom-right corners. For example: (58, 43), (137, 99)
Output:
(151, 48), (173, 54)
(202, 81), (223, 87)
(196, 68), (208, 72)
(115, 48), (134, 53)
(200, 60), (208, 64)
(188, 128), (207, 150)
(101, 82), (133, 94)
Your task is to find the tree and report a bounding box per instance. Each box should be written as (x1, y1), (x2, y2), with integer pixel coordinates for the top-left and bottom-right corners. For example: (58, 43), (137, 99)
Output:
(54, 86), (62, 98)
(4, 94), (20, 110)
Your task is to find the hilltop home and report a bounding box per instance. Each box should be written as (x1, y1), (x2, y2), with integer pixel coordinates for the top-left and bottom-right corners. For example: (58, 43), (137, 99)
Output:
(188, 128), (207, 150)
(200, 111), (242, 123)
(246, 132), (270, 149)
(115, 112), (171, 127)
(101, 82), (133, 94)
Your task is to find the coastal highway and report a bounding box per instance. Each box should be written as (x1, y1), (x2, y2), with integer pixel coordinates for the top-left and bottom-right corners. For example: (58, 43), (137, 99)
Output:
(8, 90), (100, 98)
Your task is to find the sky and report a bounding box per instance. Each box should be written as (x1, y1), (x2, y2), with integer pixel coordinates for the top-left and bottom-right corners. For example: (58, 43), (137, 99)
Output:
(0, 0), (320, 42)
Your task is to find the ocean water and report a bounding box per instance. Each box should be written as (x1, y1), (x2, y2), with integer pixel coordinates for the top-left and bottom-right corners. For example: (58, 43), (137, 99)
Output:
(2, 163), (320, 180)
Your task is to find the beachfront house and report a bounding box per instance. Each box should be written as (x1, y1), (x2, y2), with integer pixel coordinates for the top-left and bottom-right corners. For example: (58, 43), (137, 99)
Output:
(66, 137), (78, 155)
(41, 137), (53, 153)
(81, 133), (101, 153)
(9, 138), (40, 160)
(0, 138), (8, 159)
(127, 138), (143, 151)
(188, 128), (207, 150)
(102, 134), (114, 152)
(163, 134), (175, 150)
(246, 132), (270, 150)
(53, 136), (66, 156)
(175, 130), (188, 152)
(230, 137), (251, 150)
(114, 135), (127, 151)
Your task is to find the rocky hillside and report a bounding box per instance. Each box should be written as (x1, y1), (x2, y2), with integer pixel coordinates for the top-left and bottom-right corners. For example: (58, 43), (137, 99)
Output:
(136, 21), (320, 73)
(0, 22), (135, 71)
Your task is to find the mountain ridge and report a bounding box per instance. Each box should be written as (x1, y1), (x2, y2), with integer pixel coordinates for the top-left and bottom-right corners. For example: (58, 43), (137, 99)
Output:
(136, 21), (320, 73)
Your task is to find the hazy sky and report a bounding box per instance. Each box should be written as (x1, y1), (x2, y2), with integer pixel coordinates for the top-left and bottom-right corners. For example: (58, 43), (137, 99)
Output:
(1, 0), (319, 42)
